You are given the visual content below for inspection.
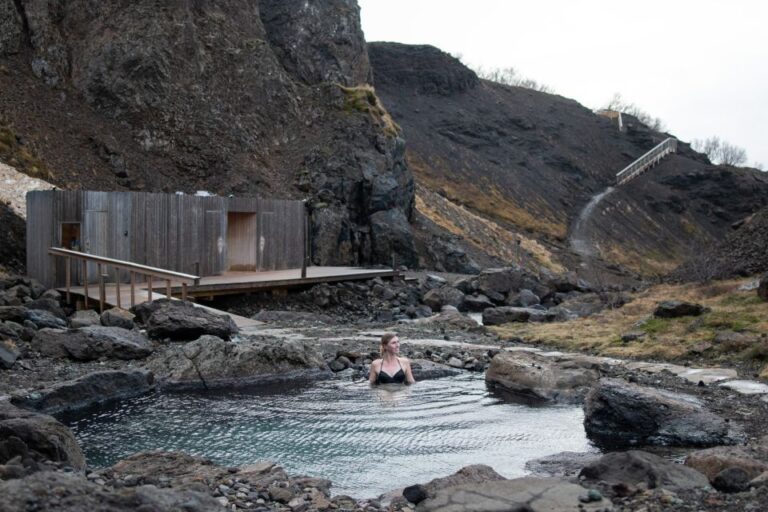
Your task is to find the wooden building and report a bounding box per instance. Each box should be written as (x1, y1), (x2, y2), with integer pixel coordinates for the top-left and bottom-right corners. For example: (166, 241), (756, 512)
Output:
(26, 190), (306, 288)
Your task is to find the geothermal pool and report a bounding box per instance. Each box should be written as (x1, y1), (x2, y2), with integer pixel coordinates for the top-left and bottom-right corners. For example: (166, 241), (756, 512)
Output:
(62, 374), (594, 497)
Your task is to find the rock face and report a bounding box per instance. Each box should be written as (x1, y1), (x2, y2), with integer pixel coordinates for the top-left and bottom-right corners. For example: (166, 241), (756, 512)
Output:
(146, 335), (329, 389)
(11, 370), (155, 414)
(0, 401), (86, 471)
(32, 326), (153, 360)
(1, 1), (416, 268)
(486, 351), (600, 403)
(579, 451), (710, 491)
(134, 300), (238, 341)
(584, 378), (742, 447)
(653, 300), (705, 318)
(0, 471), (223, 512)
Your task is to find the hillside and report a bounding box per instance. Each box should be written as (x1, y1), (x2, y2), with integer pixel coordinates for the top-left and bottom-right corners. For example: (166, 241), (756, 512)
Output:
(368, 42), (768, 277)
(0, 0), (415, 269)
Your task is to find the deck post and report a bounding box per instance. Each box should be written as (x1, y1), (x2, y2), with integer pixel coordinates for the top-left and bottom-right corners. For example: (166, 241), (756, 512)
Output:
(301, 206), (308, 279)
(130, 271), (136, 308)
(148, 278), (153, 302)
(166, 279), (171, 299)
(182, 283), (188, 302)
(65, 256), (71, 303)
(98, 269), (106, 313)
(115, 272), (121, 309)
(83, 260), (89, 309)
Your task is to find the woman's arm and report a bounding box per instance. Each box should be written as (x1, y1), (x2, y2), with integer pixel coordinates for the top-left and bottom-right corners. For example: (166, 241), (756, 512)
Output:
(369, 359), (381, 384)
(402, 358), (416, 385)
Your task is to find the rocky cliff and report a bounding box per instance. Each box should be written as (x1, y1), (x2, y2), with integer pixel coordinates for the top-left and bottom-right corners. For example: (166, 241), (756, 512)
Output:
(0, 0), (416, 268)
(368, 42), (768, 277)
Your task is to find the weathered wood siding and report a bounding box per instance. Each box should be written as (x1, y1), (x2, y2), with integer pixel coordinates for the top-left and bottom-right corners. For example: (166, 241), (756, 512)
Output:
(26, 191), (306, 287)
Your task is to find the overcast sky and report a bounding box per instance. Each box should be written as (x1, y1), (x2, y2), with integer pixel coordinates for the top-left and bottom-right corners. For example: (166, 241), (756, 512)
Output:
(358, 0), (767, 168)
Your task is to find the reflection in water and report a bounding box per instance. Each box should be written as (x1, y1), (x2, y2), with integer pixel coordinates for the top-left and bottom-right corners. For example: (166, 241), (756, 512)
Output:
(62, 374), (596, 498)
(371, 383), (413, 407)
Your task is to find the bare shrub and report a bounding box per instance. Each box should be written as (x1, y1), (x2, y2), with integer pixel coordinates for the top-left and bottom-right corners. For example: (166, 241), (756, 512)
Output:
(474, 66), (554, 93)
(691, 136), (748, 166)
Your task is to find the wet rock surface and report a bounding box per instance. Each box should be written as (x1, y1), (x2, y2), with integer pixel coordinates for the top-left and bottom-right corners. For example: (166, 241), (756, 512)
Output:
(146, 335), (330, 390)
(485, 351), (600, 403)
(584, 378), (743, 448)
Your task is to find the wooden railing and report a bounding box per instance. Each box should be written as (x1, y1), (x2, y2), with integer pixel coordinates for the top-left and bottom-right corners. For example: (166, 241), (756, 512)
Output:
(48, 247), (200, 312)
(616, 137), (678, 185)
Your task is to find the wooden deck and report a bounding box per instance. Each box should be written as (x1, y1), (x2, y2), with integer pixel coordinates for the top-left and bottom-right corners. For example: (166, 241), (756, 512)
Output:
(59, 266), (398, 328)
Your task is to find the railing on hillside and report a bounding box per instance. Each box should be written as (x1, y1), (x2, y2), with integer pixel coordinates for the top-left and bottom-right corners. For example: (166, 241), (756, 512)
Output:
(48, 247), (200, 312)
(616, 137), (678, 185)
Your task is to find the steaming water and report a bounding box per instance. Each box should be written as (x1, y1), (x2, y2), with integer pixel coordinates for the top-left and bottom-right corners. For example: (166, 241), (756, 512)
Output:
(570, 186), (615, 258)
(62, 374), (594, 497)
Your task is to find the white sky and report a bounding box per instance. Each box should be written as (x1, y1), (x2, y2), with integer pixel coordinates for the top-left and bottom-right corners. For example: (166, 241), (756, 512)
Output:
(359, 0), (768, 168)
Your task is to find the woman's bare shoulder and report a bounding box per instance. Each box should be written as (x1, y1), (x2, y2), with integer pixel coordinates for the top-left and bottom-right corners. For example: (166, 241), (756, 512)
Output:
(398, 356), (411, 365)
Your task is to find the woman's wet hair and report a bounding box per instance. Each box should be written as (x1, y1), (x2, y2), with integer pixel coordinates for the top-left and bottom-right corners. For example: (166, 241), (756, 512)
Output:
(379, 332), (397, 356)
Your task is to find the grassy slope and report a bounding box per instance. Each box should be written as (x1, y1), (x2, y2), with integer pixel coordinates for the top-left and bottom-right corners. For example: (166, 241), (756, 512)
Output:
(491, 279), (768, 379)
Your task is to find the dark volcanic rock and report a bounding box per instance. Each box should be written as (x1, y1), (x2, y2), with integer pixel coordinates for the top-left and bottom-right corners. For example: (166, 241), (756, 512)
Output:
(685, 446), (768, 484)
(369, 208), (418, 269)
(462, 294), (495, 312)
(0, 401), (85, 471)
(482, 306), (553, 325)
(0, 471), (222, 511)
(653, 300), (705, 318)
(0, 0), (24, 56)
(11, 370), (154, 414)
(524, 451), (602, 478)
(25, 309), (67, 329)
(260, 0), (371, 86)
(584, 378), (742, 448)
(422, 286), (465, 312)
(100, 308), (136, 330)
(712, 467), (752, 493)
(136, 300), (238, 341)
(32, 326), (153, 361)
(579, 450), (710, 491)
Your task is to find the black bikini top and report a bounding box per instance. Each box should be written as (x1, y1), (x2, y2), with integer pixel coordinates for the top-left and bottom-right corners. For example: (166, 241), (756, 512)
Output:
(376, 358), (405, 384)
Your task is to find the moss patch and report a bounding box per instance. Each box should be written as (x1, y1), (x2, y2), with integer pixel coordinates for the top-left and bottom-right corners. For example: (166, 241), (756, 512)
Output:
(338, 84), (401, 138)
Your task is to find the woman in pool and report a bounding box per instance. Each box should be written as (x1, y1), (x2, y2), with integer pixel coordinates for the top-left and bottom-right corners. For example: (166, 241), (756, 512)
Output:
(369, 333), (416, 385)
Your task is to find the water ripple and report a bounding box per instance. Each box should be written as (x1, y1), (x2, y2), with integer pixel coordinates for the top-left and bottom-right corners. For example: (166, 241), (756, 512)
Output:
(62, 374), (596, 498)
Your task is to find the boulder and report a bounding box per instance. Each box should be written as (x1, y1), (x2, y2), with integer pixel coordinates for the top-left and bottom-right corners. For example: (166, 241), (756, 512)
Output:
(0, 320), (34, 342)
(135, 300), (239, 341)
(584, 378), (742, 447)
(0, 471), (223, 511)
(0, 401), (86, 471)
(369, 208), (418, 269)
(758, 273), (768, 302)
(69, 309), (102, 328)
(712, 467), (752, 493)
(101, 308), (136, 329)
(474, 267), (526, 296)
(545, 272), (592, 293)
(579, 451), (710, 492)
(417, 476), (605, 512)
(252, 310), (333, 325)
(462, 294), (495, 312)
(685, 446), (768, 483)
(653, 300), (705, 318)
(422, 286), (465, 312)
(421, 464), (506, 499)
(1, 337), (21, 369)
(486, 351), (600, 403)
(482, 306), (554, 325)
(507, 289), (540, 307)
(11, 370), (155, 414)
(24, 298), (66, 319)
(32, 326), (153, 361)
(25, 309), (67, 329)
(0, 306), (29, 323)
(146, 335), (330, 389)
(410, 360), (461, 380)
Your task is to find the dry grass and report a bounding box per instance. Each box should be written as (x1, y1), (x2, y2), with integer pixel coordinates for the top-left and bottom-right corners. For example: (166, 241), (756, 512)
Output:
(338, 84), (401, 137)
(490, 279), (768, 371)
(0, 123), (52, 181)
(415, 185), (565, 272)
(408, 152), (567, 240)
